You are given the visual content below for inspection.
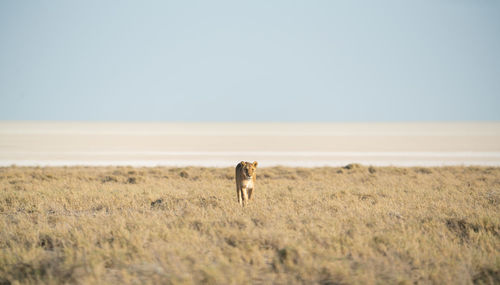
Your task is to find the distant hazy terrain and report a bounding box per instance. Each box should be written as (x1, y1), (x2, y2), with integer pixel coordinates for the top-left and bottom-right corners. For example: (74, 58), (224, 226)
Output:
(1, 165), (499, 284)
(1, 121), (500, 166)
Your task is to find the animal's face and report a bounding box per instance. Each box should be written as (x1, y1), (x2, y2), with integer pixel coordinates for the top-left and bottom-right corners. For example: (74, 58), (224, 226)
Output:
(241, 161), (258, 178)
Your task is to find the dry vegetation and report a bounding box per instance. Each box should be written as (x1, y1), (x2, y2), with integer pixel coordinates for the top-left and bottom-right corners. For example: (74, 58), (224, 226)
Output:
(0, 165), (499, 284)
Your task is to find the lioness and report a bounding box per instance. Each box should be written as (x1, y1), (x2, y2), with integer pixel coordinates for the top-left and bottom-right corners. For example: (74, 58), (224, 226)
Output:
(235, 161), (258, 206)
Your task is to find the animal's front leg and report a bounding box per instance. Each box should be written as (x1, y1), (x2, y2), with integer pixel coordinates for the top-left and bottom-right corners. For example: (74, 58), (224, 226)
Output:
(242, 188), (249, 206)
(237, 186), (243, 206)
(248, 188), (253, 201)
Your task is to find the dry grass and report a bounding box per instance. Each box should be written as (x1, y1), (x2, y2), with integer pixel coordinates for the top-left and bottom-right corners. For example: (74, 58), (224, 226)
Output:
(0, 165), (499, 284)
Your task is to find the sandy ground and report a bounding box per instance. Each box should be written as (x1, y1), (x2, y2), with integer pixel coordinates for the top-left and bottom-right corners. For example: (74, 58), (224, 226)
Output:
(1, 121), (500, 166)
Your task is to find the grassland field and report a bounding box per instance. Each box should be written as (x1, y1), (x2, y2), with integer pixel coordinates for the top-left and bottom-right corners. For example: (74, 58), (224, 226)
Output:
(0, 165), (499, 284)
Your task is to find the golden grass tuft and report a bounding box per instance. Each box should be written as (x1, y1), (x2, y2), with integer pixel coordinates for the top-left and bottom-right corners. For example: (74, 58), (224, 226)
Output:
(0, 165), (499, 284)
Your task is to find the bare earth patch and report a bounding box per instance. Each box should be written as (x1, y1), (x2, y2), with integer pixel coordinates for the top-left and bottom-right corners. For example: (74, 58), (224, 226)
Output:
(0, 166), (499, 284)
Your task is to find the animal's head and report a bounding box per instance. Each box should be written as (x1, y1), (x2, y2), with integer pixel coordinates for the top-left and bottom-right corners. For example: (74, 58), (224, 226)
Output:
(241, 161), (258, 178)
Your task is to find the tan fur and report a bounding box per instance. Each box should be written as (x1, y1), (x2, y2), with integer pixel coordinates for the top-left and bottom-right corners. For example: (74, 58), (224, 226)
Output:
(235, 161), (258, 206)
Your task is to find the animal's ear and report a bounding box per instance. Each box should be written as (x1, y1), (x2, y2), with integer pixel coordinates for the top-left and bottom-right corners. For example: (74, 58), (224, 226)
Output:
(253, 161), (258, 167)
(240, 161), (246, 166)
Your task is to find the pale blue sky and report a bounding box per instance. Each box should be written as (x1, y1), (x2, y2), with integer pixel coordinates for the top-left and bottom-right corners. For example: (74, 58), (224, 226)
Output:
(1, 1), (499, 121)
